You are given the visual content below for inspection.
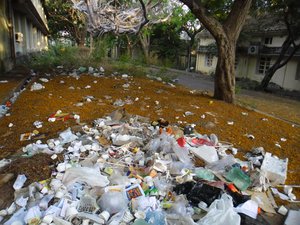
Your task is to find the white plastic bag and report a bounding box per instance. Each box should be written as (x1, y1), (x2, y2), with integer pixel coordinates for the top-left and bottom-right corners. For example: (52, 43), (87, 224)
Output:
(197, 194), (240, 225)
(62, 167), (109, 188)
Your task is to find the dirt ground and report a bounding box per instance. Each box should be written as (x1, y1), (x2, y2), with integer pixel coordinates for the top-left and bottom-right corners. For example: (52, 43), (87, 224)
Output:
(0, 73), (299, 213)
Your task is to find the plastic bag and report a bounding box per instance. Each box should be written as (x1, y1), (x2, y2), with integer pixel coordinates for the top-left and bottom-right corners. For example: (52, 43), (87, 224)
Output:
(98, 191), (128, 214)
(187, 182), (223, 206)
(197, 194), (240, 225)
(62, 167), (109, 188)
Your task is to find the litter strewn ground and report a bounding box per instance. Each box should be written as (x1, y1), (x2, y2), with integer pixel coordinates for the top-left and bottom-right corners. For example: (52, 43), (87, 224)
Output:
(0, 67), (299, 224)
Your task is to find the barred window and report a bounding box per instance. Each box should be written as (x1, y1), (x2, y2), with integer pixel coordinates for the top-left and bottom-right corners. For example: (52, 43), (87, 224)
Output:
(205, 54), (213, 67)
(296, 63), (300, 80)
(258, 57), (271, 74)
(264, 37), (273, 45)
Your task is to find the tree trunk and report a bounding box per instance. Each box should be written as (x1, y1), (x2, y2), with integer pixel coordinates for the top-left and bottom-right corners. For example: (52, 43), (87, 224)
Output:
(89, 32), (93, 55)
(259, 36), (300, 90)
(126, 35), (133, 58)
(139, 32), (150, 63)
(180, 0), (252, 103)
(214, 38), (236, 103)
(260, 65), (280, 90)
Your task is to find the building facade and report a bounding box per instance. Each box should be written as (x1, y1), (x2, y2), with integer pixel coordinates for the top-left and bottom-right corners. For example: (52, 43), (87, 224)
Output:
(0, 0), (48, 73)
(195, 16), (300, 91)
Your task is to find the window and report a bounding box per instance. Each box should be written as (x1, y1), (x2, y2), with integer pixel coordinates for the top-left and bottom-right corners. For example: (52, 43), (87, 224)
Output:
(296, 63), (300, 80)
(205, 54), (213, 67)
(235, 57), (239, 69)
(257, 57), (271, 74)
(264, 37), (273, 45)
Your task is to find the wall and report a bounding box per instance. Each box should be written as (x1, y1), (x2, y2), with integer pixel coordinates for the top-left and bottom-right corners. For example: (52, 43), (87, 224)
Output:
(281, 60), (300, 91)
(236, 56), (300, 91)
(0, 0), (48, 73)
(195, 53), (217, 75)
(0, 0), (13, 72)
(199, 38), (215, 46)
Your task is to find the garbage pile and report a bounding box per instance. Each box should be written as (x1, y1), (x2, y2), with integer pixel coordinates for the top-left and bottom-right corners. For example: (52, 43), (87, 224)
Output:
(0, 107), (298, 224)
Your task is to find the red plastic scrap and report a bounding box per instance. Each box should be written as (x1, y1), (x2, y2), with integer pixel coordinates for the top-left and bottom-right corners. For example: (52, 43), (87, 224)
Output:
(191, 138), (214, 146)
(48, 112), (73, 121)
(6, 101), (12, 107)
(177, 137), (186, 147)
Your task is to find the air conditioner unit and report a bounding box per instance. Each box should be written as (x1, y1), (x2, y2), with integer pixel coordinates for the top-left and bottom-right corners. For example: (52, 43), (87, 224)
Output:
(248, 45), (259, 55)
(15, 32), (23, 43)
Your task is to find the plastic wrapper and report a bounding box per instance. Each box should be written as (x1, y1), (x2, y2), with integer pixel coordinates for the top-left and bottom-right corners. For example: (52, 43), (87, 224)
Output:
(206, 155), (236, 172)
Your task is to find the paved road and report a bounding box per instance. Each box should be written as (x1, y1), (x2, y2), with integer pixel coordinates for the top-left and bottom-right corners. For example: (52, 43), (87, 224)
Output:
(176, 73), (214, 92)
(153, 66), (300, 125)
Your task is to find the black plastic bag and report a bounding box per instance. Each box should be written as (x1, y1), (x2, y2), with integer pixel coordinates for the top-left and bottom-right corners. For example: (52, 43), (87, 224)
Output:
(187, 182), (223, 206)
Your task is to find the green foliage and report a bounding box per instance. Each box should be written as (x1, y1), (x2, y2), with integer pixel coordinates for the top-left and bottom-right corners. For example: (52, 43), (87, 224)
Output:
(30, 45), (80, 70)
(151, 23), (186, 66)
(91, 37), (113, 61)
(109, 62), (146, 77)
(45, 0), (86, 44)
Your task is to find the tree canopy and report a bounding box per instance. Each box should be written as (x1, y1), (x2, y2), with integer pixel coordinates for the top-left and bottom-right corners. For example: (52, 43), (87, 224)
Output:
(45, 0), (87, 45)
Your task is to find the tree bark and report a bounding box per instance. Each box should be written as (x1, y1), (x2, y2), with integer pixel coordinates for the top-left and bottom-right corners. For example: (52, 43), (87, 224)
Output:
(214, 38), (236, 102)
(180, 0), (252, 103)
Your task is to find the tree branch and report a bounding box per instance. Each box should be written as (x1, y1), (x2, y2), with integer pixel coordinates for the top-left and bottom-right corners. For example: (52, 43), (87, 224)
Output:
(179, 0), (224, 40)
(224, 0), (252, 41)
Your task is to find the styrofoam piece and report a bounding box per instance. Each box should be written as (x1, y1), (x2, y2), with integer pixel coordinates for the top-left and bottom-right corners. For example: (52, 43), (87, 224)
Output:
(188, 145), (219, 164)
(278, 205), (288, 216)
(284, 210), (300, 225)
(261, 152), (288, 185)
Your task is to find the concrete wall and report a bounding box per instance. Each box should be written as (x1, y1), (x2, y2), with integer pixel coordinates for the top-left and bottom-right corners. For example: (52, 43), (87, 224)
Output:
(0, 0), (48, 73)
(0, 0), (13, 72)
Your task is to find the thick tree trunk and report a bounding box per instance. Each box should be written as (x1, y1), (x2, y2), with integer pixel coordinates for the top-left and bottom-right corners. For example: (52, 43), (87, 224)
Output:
(214, 38), (236, 103)
(180, 0), (252, 103)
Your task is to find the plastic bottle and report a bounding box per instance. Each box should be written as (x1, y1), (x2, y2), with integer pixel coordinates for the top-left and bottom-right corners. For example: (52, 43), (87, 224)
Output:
(13, 175), (27, 190)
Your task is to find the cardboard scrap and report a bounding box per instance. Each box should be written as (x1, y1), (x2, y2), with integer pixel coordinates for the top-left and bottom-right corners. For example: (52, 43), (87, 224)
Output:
(20, 133), (32, 141)
(247, 191), (276, 214)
